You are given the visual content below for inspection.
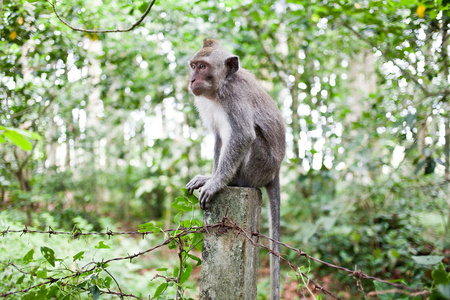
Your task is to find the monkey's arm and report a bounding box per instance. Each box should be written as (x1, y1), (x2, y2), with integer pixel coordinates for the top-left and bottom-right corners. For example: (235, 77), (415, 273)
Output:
(198, 114), (255, 208)
(213, 133), (222, 173)
(186, 133), (222, 194)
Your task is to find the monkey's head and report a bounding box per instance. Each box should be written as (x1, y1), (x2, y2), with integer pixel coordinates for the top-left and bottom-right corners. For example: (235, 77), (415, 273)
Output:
(188, 39), (240, 99)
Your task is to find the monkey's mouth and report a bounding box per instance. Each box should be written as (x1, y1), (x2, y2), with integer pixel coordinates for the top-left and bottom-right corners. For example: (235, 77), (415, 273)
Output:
(190, 85), (206, 96)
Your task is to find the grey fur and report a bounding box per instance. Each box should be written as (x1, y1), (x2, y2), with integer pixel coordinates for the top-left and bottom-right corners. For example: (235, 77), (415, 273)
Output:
(186, 39), (285, 300)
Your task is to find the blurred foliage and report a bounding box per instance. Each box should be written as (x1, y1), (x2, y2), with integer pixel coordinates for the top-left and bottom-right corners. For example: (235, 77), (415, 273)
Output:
(1, 0), (449, 298)
(0, 197), (203, 299)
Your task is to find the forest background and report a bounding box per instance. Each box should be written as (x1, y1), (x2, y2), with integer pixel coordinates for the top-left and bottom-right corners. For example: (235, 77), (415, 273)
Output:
(0, 0), (449, 299)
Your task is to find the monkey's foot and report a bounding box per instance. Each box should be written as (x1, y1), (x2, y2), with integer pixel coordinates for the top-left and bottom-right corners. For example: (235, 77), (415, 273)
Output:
(186, 175), (211, 195)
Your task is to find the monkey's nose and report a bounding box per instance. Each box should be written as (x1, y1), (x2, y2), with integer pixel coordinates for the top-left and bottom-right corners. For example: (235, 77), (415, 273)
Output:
(190, 78), (196, 83)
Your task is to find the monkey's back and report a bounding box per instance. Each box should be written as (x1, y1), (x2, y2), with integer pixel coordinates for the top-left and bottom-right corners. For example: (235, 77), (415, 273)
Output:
(218, 68), (286, 177)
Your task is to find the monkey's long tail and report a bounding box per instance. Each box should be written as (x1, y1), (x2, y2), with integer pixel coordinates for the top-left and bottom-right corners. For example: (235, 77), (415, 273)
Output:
(266, 175), (280, 300)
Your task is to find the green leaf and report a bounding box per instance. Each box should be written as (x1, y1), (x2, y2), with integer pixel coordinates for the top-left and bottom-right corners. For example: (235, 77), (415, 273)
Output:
(192, 233), (203, 251)
(187, 194), (198, 204)
(37, 287), (47, 297)
(47, 286), (59, 298)
(181, 188), (190, 197)
(181, 188), (199, 204)
(187, 253), (202, 266)
(29, 266), (39, 280)
(36, 267), (48, 278)
(191, 219), (202, 227)
(180, 264), (193, 284)
(14, 128), (41, 140)
(138, 2), (148, 13)
(23, 249), (35, 263)
(438, 283), (450, 299)
(4, 130), (32, 151)
(27, 131), (41, 140)
(388, 249), (400, 260)
(173, 266), (179, 278)
(182, 219), (192, 227)
(73, 251), (85, 262)
(16, 274), (25, 284)
(94, 241), (110, 249)
(168, 239), (177, 250)
(0, 135), (6, 143)
(92, 262), (108, 269)
(172, 196), (193, 212)
(154, 282), (168, 298)
(138, 221), (162, 233)
(412, 255), (444, 265)
(433, 269), (450, 285)
(40, 247), (56, 267)
(89, 285), (101, 300)
(174, 211), (182, 224)
(156, 268), (168, 272)
(104, 276), (112, 288)
(96, 262), (109, 268)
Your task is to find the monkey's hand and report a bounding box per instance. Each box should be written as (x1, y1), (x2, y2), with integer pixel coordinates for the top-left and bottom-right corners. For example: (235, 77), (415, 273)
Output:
(186, 175), (211, 195)
(198, 180), (223, 210)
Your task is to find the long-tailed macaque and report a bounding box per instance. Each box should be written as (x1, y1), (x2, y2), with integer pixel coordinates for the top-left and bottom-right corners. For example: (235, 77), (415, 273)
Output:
(186, 39), (286, 300)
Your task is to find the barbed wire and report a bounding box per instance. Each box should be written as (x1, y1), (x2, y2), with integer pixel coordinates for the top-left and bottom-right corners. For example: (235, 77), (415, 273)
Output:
(1, 218), (430, 299)
(1, 225), (171, 238)
(218, 215), (427, 299)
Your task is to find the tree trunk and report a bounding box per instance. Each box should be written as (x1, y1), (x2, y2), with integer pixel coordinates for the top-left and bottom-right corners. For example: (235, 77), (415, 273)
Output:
(15, 168), (33, 226)
(441, 18), (449, 249)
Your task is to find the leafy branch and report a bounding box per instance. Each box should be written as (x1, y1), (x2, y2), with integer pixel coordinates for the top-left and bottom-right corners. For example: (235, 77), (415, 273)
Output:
(340, 20), (450, 99)
(49, 0), (157, 33)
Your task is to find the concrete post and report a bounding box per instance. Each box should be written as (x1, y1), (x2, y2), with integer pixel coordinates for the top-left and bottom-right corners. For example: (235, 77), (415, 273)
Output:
(200, 187), (262, 300)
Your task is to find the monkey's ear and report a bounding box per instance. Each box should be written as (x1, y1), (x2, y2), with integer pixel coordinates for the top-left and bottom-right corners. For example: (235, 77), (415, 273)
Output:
(225, 56), (239, 76)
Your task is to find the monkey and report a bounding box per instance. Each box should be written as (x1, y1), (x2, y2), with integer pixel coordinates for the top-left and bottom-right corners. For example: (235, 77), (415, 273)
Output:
(186, 39), (286, 300)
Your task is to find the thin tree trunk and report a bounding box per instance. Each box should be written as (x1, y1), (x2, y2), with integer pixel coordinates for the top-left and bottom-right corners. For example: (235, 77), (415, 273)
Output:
(442, 18), (449, 181)
(290, 86), (300, 160)
(441, 18), (449, 249)
(445, 117), (449, 182)
(65, 141), (71, 168)
(15, 168), (33, 226)
(287, 34), (302, 162)
(0, 0), (3, 28)
(445, 116), (450, 250)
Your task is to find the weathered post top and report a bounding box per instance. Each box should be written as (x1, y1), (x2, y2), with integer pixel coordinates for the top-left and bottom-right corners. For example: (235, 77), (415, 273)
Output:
(200, 187), (262, 300)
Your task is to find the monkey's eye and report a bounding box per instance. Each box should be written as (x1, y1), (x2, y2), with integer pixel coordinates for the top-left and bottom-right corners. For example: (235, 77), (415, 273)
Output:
(199, 63), (206, 70)
(190, 63), (196, 70)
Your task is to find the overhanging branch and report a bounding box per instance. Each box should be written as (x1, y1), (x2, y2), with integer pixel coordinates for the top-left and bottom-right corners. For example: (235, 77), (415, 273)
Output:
(50, 0), (157, 33)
